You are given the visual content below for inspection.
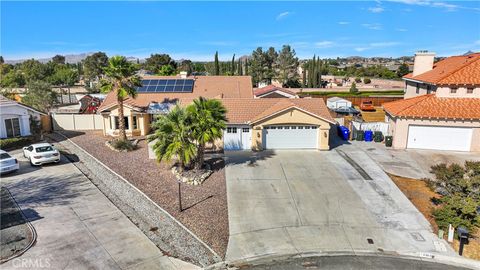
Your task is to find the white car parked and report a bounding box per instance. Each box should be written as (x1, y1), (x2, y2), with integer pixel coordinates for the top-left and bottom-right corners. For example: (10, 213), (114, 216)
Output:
(0, 150), (19, 174)
(23, 143), (61, 166)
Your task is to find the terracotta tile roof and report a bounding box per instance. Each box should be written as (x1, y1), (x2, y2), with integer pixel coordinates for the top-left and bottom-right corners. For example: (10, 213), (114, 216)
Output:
(383, 94), (480, 120)
(220, 98), (335, 124)
(403, 53), (480, 85)
(98, 75), (253, 112)
(253, 85), (297, 97)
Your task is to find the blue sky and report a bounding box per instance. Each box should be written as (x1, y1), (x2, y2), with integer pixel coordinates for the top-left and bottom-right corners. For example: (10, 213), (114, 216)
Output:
(1, 1), (479, 61)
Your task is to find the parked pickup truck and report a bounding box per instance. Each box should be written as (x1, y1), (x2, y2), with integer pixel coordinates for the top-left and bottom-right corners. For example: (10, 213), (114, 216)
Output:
(360, 100), (376, 111)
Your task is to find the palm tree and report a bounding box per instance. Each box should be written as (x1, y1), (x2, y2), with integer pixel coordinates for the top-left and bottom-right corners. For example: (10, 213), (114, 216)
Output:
(187, 97), (227, 170)
(149, 105), (197, 171)
(100, 56), (141, 141)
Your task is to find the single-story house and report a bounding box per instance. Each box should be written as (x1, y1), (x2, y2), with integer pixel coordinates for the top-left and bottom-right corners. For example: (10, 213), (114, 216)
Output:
(98, 75), (335, 151)
(383, 51), (480, 152)
(253, 85), (298, 98)
(221, 98), (335, 150)
(0, 95), (46, 138)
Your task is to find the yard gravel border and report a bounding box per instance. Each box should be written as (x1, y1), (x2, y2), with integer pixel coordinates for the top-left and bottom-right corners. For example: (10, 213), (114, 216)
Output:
(47, 132), (221, 267)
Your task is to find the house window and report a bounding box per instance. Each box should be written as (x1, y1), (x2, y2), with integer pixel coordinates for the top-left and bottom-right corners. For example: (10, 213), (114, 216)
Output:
(305, 126), (311, 129)
(298, 126), (304, 129)
(114, 116), (129, 129)
(416, 84), (420, 94)
(450, 88), (457, 94)
(284, 126), (290, 129)
(291, 126), (297, 129)
(242, 128), (249, 133)
(132, 116), (138, 129)
(4, 118), (21, 138)
(467, 88), (474, 94)
(227, 127), (237, 133)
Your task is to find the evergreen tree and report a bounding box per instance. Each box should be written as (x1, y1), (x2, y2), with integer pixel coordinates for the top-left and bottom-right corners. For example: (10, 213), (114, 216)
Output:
(302, 63), (307, 87)
(237, 59), (243, 75)
(214, 51), (220, 75)
(231, 54), (235, 75)
(245, 58), (249, 75)
(275, 45), (299, 87)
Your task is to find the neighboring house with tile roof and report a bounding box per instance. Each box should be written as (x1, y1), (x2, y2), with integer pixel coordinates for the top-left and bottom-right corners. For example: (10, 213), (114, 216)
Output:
(253, 85), (298, 98)
(382, 51), (480, 151)
(98, 75), (334, 151)
(0, 95), (46, 138)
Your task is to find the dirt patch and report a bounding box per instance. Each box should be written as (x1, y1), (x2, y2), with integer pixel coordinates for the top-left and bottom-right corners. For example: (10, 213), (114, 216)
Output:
(60, 131), (229, 258)
(356, 106), (386, 122)
(390, 174), (480, 260)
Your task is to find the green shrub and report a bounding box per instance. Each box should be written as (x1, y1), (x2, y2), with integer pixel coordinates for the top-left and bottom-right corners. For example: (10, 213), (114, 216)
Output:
(111, 139), (137, 151)
(0, 136), (34, 150)
(349, 82), (359, 93)
(364, 78), (371, 84)
(429, 161), (480, 233)
(433, 195), (479, 232)
(355, 77), (362, 83)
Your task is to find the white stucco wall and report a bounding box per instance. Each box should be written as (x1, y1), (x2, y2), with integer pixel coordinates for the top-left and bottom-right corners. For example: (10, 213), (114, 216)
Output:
(0, 104), (41, 138)
(404, 80), (480, 99)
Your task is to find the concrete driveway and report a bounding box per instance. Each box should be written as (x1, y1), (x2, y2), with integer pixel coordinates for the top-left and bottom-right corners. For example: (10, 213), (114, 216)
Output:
(224, 149), (453, 262)
(1, 150), (198, 270)
(351, 141), (480, 179)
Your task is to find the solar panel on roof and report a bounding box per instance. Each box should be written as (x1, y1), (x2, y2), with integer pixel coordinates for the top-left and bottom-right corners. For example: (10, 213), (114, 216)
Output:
(136, 79), (194, 93)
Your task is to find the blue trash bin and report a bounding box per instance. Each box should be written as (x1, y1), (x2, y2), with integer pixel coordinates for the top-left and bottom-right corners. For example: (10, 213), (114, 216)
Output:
(338, 126), (350, 140)
(364, 130), (373, 142)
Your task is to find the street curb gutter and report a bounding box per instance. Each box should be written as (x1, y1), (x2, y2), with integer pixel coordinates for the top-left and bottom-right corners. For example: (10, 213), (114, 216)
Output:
(205, 251), (479, 270)
(50, 132), (221, 267)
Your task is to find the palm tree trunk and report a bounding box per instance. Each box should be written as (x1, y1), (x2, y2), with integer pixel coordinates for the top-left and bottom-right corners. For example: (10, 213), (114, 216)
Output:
(195, 144), (205, 170)
(117, 98), (127, 141)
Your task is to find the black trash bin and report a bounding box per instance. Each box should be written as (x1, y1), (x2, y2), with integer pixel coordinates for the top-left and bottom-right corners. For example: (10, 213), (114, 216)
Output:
(385, 136), (393, 147)
(356, 130), (365, 141)
(374, 131), (383, 142)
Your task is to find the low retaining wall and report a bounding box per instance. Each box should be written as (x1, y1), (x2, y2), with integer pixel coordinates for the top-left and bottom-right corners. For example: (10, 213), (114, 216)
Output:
(48, 132), (220, 267)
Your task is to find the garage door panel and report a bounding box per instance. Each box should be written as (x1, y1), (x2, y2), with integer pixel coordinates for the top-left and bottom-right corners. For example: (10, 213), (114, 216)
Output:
(264, 125), (318, 149)
(407, 125), (472, 151)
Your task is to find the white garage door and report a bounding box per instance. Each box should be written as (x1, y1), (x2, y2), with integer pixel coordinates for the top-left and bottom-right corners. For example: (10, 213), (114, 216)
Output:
(224, 126), (251, 150)
(263, 125), (318, 149)
(407, 125), (473, 151)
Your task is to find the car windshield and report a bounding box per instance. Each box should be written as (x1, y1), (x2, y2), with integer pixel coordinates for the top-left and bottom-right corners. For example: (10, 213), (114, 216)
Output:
(36, 146), (54, 153)
(0, 153), (11, 160)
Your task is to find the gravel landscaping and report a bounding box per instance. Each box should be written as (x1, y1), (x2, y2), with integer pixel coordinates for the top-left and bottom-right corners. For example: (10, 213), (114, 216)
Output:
(0, 187), (36, 263)
(56, 130), (229, 259)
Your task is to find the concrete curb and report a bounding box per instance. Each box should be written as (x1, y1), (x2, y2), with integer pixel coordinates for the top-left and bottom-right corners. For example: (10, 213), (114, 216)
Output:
(205, 251), (479, 270)
(49, 132), (221, 266)
(0, 187), (37, 264)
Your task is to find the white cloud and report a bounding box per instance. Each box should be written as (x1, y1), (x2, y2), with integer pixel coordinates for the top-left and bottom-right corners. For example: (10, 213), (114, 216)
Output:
(387, 0), (480, 12)
(276, 11), (291, 20)
(315, 41), (335, 48)
(338, 21), (350, 25)
(368, 7), (385, 13)
(396, 28), (408, 32)
(354, 42), (401, 52)
(370, 42), (400, 47)
(354, 47), (369, 52)
(361, 23), (383, 30)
